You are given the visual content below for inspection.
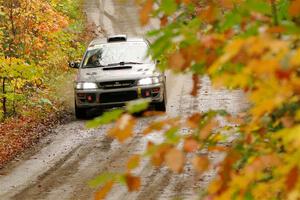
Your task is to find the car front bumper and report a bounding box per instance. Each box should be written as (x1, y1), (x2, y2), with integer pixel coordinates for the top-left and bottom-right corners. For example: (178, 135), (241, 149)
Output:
(75, 83), (165, 108)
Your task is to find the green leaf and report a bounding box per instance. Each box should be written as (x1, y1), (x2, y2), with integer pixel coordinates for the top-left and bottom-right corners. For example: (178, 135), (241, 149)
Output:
(165, 127), (180, 144)
(126, 99), (150, 114)
(220, 10), (242, 32)
(161, 0), (177, 15)
(86, 109), (124, 128)
(281, 21), (300, 34)
(244, 191), (254, 200)
(191, 62), (206, 75)
(277, 0), (290, 21)
(88, 172), (118, 188)
(244, 0), (270, 15)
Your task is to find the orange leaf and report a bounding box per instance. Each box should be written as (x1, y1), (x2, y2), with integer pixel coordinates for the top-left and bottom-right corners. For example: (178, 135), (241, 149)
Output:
(144, 118), (180, 135)
(275, 69), (292, 80)
(183, 138), (199, 152)
(151, 144), (172, 166)
(182, 0), (191, 4)
(267, 26), (285, 33)
(108, 114), (136, 143)
(226, 115), (244, 125)
(289, 0), (300, 17)
(125, 174), (141, 191)
(160, 15), (168, 27)
(198, 4), (217, 23)
(199, 119), (218, 140)
(192, 155), (209, 174)
(143, 121), (165, 135)
(286, 166), (299, 192)
(207, 146), (228, 152)
(140, 0), (153, 26)
(127, 155), (141, 171)
(219, 0), (234, 9)
(187, 113), (202, 128)
(94, 181), (114, 200)
(168, 52), (186, 71)
(165, 148), (185, 173)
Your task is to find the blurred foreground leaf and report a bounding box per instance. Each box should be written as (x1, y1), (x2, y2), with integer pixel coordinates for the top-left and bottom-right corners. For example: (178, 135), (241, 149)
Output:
(86, 109), (124, 128)
(126, 99), (150, 114)
(89, 172), (118, 188)
(94, 181), (114, 200)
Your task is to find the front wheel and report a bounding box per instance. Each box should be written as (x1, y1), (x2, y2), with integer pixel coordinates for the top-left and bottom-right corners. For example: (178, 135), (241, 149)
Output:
(155, 85), (167, 112)
(155, 99), (166, 111)
(75, 106), (87, 119)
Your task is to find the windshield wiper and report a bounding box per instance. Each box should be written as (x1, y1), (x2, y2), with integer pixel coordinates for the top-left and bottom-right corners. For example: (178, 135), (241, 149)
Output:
(84, 63), (105, 68)
(107, 61), (143, 66)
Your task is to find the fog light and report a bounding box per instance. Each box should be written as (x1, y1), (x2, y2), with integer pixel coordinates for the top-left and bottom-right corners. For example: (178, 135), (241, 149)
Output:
(152, 88), (160, 93)
(145, 91), (150, 97)
(87, 95), (93, 102)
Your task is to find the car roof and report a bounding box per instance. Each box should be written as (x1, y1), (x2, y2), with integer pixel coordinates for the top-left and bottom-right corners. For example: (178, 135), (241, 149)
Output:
(87, 35), (149, 50)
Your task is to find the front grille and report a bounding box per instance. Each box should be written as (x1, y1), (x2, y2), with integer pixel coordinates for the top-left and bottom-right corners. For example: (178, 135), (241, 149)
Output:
(100, 91), (138, 103)
(98, 80), (136, 89)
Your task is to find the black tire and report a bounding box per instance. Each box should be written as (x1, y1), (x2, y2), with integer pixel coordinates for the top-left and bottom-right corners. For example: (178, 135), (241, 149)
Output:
(155, 84), (167, 112)
(155, 99), (166, 111)
(75, 106), (87, 119)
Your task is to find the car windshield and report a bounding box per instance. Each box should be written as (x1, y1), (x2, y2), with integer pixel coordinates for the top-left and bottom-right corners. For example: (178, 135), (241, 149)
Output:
(82, 42), (152, 68)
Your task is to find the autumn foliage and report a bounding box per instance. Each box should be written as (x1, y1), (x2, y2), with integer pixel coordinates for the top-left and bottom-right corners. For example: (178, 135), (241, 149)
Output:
(0, 0), (86, 120)
(89, 0), (300, 199)
(0, 0), (87, 166)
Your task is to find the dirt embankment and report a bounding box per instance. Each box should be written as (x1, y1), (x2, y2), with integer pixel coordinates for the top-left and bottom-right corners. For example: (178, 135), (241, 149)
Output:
(0, 110), (73, 169)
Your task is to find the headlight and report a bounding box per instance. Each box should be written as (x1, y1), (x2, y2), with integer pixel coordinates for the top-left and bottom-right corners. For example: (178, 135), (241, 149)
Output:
(137, 77), (160, 85)
(76, 82), (98, 90)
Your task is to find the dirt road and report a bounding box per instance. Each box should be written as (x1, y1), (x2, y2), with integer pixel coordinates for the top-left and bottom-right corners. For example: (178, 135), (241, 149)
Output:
(0, 1), (247, 199)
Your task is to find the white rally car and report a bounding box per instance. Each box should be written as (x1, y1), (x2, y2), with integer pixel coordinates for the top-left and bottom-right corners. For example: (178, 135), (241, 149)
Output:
(69, 35), (167, 119)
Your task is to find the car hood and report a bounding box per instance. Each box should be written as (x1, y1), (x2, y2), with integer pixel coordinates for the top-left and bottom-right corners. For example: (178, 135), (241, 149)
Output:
(77, 63), (157, 82)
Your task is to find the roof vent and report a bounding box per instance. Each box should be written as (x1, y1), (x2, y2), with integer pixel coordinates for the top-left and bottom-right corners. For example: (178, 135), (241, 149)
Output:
(107, 35), (127, 43)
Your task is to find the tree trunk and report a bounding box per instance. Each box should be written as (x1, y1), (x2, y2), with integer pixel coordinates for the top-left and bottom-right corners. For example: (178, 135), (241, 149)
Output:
(2, 77), (7, 119)
(270, 0), (278, 26)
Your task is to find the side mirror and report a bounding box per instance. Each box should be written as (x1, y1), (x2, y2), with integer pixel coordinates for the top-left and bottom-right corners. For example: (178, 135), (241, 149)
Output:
(69, 61), (81, 69)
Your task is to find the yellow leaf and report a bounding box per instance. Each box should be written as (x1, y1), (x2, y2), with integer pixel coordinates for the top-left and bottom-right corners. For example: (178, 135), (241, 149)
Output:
(209, 39), (244, 74)
(127, 155), (140, 171)
(290, 48), (300, 66)
(295, 110), (300, 121)
(247, 59), (279, 75)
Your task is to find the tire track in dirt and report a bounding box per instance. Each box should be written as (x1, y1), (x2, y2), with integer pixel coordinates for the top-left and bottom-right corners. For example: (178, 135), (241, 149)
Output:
(12, 118), (155, 200)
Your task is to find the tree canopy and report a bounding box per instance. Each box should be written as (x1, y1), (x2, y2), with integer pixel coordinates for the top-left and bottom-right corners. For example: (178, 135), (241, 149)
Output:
(89, 0), (300, 199)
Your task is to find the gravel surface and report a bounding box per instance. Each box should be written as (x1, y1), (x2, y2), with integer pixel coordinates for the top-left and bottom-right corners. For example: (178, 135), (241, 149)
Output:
(0, 1), (248, 199)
